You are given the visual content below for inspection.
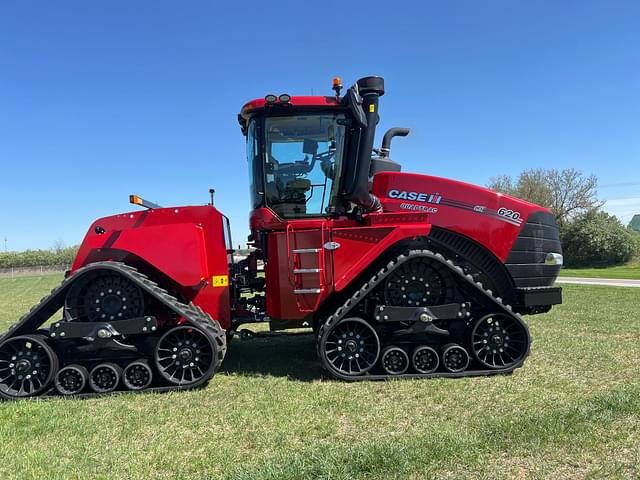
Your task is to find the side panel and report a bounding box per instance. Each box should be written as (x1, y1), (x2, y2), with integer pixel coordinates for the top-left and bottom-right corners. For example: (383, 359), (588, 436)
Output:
(72, 205), (232, 329)
(265, 222), (431, 321)
(331, 223), (431, 292)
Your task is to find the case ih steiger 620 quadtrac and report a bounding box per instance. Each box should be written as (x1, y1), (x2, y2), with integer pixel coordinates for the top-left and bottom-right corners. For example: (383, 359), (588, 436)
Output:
(0, 76), (563, 399)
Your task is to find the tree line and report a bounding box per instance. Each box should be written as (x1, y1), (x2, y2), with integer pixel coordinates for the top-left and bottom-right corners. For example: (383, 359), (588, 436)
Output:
(488, 168), (640, 267)
(0, 246), (79, 269)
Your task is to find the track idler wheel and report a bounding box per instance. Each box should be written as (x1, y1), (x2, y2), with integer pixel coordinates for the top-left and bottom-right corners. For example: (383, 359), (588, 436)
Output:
(55, 364), (89, 395)
(470, 314), (529, 369)
(441, 344), (469, 373)
(0, 335), (58, 399)
(412, 346), (439, 374)
(123, 359), (153, 391)
(154, 325), (219, 387)
(89, 363), (122, 393)
(319, 317), (380, 377)
(380, 346), (410, 375)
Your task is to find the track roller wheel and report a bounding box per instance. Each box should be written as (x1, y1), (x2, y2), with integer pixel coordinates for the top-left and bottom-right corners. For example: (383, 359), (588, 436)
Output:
(0, 335), (58, 399)
(441, 344), (469, 373)
(123, 359), (153, 391)
(154, 325), (218, 387)
(55, 364), (89, 395)
(89, 363), (122, 393)
(470, 314), (529, 369)
(319, 317), (380, 377)
(411, 346), (439, 374)
(380, 346), (410, 375)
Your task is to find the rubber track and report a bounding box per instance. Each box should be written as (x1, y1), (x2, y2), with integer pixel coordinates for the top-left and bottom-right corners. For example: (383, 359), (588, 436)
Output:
(0, 261), (227, 398)
(316, 249), (531, 380)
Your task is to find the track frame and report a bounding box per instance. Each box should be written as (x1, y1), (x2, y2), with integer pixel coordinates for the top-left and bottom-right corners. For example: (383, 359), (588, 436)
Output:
(317, 249), (531, 381)
(0, 262), (226, 399)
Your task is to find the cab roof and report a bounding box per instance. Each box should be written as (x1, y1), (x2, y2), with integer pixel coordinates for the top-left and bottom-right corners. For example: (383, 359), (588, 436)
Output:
(239, 96), (342, 120)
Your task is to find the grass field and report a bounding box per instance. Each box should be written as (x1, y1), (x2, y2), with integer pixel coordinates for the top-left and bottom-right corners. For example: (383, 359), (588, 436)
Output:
(560, 263), (640, 280)
(0, 275), (638, 479)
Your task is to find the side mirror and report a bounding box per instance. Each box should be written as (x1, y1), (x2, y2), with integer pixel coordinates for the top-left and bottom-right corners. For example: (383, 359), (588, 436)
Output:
(343, 86), (368, 128)
(303, 139), (319, 155)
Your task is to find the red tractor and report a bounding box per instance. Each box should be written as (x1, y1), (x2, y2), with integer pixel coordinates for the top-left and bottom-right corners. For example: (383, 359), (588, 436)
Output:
(0, 76), (562, 399)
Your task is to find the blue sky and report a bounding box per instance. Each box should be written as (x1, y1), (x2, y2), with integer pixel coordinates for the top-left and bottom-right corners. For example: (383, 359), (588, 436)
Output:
(1, 1), (638, 251)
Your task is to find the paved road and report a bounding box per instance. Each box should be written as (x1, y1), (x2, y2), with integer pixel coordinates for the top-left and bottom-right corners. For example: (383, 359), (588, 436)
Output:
(556, 277), (640, 288)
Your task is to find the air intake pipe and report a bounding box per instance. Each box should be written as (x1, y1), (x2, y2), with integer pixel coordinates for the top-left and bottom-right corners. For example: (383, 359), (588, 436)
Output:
(344, 76), (385, 212)
(380, 128), (410, 157)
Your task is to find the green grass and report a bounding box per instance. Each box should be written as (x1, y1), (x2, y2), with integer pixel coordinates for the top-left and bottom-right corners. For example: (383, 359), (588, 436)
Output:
(0, 275), (639, 479)
(560, 263), (640, 280)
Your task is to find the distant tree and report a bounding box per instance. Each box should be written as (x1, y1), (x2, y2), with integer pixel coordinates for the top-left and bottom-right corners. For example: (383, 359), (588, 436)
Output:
(488, 168), (602, 229)
(562, 211), (638, 267)
(51, 238), (66, 254)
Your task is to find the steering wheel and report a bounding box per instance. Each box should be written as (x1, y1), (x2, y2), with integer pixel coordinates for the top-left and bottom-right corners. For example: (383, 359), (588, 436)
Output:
(314, 150), (334, 162)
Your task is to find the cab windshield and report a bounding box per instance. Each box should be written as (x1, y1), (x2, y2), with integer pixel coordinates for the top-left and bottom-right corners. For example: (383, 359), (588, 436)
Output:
(247, 113), (346, 219)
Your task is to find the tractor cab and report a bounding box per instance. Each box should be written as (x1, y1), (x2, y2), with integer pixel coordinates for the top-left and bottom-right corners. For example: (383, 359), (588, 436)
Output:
(239, 76), (392, 225)
(246, 109), (348, 219)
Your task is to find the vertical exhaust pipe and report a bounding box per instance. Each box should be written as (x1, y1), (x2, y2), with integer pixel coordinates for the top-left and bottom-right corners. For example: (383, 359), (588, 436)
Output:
(344, 76), (385, 212)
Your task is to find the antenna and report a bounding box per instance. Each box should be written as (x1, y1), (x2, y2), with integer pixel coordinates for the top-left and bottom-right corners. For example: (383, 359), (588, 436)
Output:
(209, 189), (215, 206)
(3, 237), (7, 252)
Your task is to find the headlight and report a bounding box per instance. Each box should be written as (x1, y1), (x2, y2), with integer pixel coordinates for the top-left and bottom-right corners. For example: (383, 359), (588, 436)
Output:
(545, 253), (563, 266)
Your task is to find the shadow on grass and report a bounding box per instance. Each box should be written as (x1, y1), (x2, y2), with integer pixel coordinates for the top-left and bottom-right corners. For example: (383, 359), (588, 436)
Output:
(220, 332), (325, 382)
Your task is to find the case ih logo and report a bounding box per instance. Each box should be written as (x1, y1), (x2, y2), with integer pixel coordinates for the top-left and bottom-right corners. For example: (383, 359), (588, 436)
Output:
(387, 189), (442, 204)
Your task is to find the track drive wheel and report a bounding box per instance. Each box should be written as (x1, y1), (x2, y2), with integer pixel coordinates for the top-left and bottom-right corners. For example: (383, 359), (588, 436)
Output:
(0, 335), (58, 399)
(319, 317), (380, 377)
(154, 325), (219, 387)
(65, 270), (145, 322)
(383, 257), (455, 307)
(470, 314), (529, 369)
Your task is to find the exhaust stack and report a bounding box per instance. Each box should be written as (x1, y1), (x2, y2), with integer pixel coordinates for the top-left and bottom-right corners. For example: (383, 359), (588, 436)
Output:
(380, 128), (410, 157)
(343, 76), (385, 212)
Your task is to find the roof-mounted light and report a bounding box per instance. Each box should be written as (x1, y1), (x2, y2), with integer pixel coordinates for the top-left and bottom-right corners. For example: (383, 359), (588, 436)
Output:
(265, 94), (277, 104)
(332, 76), (343, 96)
(278, 93), (291, 103)
(129, 194), (162, 210)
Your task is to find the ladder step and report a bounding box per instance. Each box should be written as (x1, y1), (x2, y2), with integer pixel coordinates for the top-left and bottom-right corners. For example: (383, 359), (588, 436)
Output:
(292, 248), (321, 254)
(293, 268), (321, 274)
(294, 288), (321, 294)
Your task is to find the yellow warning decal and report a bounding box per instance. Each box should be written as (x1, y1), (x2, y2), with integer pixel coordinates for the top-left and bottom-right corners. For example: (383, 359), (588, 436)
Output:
(369, 103), (375, 112)
(212, 275), (229, 287)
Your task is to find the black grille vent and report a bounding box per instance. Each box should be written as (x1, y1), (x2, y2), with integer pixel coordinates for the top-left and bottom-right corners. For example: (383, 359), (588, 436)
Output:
(505, 211), (562, 287)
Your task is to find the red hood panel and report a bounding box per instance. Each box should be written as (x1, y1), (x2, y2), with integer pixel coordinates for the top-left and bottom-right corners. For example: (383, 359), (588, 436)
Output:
(372, 172), (550, 261)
